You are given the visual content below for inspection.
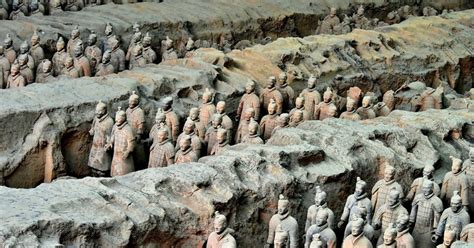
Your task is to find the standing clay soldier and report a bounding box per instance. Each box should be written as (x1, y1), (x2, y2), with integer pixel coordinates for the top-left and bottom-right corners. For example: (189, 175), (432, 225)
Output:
(52, 37), (67, 76)
(433, 192), (470, 243)
(85, 31), (102, 72)
(142, 32), (157, 64)
(260, 99), (279, 141)
(373, 188), (408, 245)
(406, 164), (441, 202)
(305, 210), (337, 248)
(205, 114), (223, 155)
(174, 135), (198, 164)
(109, 36), (125, 73)
(148, 128), (174, 168)
(306, 186), (335, 232)
(340, 98), (362, 121)
(36, 60), (54, 84)
(6, 63), (26, 88)
(61, 56), (80, 79)
(176, 120), (203, 158)
(95, 50), (115, 76)
(106, 107), (135, 176)
(129, 45), (146, 70)
(30, 31), (44, 69)
(356, 96), (376, 120)
(300, 75), (321, 120)
(342, 218), (373, 248)
(396, 213), (415, 248)
(19, 41), (35, 71)
(73, 43), (91, 77)
(210, 128), (229, 155)
(0, 46), (10, 87)
(277, 72), (295, 112)
(289, 110), (305, 127)
(465, 148), (474, 215)
(318, 7), (340, 34)
(343, 204), (375, 242)
(409, 180), (443, 248)
(206, 211), (236, 248)
(274, 224), (289, 248)
(314, 88), (337, 120)
(437, 227), (458, 248)
(101, 23), (114, 52)
(260, 76), (284, 115)
(4, 34), (16, 64)
(352, 6), (370, 29)
(126, 31), (142, 64)
(237, 80), (261, 121)
(18, 54), (34, 84)
(440, 156), (469, 208)
(289, 96), (310, 121)
(379, 225), (397, 248)
(200, 88), (216, 126)
(148, 110), (172, 142)
(215, 101), (233, 140)
(162, 97), (180, 143)
(339, 177), (372, 228)
(460, 223), (474, 242)
(126, 91), (145, 142)
(67, 26), (82, 57)
(242, 119), (264, 145)
(88, 101), (114, 177)
(161, 36), (178, 62)
(266, 195), (299, 248)
(371, 165), (404, 213)
(235, 108), (255, 143)
(188, 107), (206, 140)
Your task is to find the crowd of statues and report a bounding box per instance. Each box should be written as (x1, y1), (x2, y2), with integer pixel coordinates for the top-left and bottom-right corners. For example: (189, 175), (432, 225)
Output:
(204, 154), (474, 248)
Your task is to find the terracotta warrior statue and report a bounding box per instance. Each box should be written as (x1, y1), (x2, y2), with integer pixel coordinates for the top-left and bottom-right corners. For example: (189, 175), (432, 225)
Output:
(67, 26), (82, 57)
(289, 109), (305, 127)
(188, 107), (206, 140)
(406, 164), (440, 202)
(205, 114), (223, 155)
(126, 91), (145, 142)
(109, 36), (125, 73)
(129, 45), (146, 70)
(379, 225), (397, 248)
(4, 34), (16, 64)
(210, 128), (229, 155)
(465, 148), (474, 215)
(277, 72), (295, 112)
(215, 101), (233, 141)
(106, 107), (135, 176)
(433, 191), (470, 243)
(161, 36), (178, 62)
(409, 180), (443, 247)
(242, 119), (264, 145)
(356, 96), (376, 120)
(30, 31), (44, 70)
(206, 211), (236, 248)
(437, 226), (458, 248)
(260, 99), (279, 141)
(289, 96), (310, 121)
(174, 135), (198, 164)
(237, 80), (261, 121)
(373, 101), (391, 117)
(395, 213), (415, 248)
(319, 7), (340, 35)
(18, 54), (34, 84)
(306, 186), (335, 232)
(352, 5), (370, 30)
(149, 109), (172, 142)
(373, 188), (408, 245)
(271, 113), (290, 137)
(300, 75), (321, 120)
(0, 45), (10, 87)
(162, 97), (180, 143)
(343, 203), (374, 242)
(126, 30), (142, 64)
(460, 223), (474, 242)
(52, 37), (67, 76)
(340, 97), (361, 121)
(85, 31), (102, 72)
(199, 88), (216, 126)
(6, 63), (26, 88)
(61, 56), (80, 79)
(235, 107), (255, 143)
(440, 156), (469, 208)
(73, 43), (91, 77)
(142, 32), (157, 64)
(342, 218), (373, 248)
(339, 177), (372, 228)
(19, 41), (35, 71)
(372, 165), (404, 213)
(314, 88), (337, 120)
(96, 50), (115, 76)
(88, 101), (114, 177)
(101, 23), (114, 52)
(147, 120), (174, 168)
(36, 60), (54, 84)
(266, 194), (299, 248)
(273, 224), (289, 248)
(260, 76), (283, 115)
(176, 120), (203, 158)
(305, 210), (337, 248)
